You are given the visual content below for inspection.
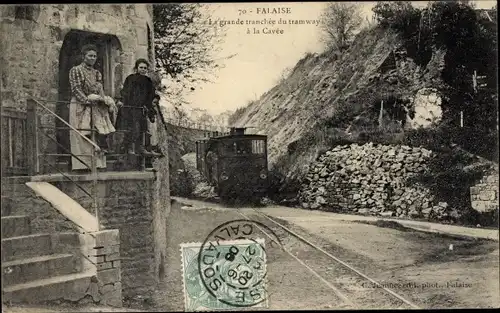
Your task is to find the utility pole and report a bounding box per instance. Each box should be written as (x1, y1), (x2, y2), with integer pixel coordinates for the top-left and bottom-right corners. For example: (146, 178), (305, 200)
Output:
(378, 100), (384, 129)
(472, 70), (478, 93)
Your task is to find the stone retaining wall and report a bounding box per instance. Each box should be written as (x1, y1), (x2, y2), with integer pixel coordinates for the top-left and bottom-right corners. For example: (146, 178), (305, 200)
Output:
(470, 170), (499, 213)
(298, 143), (458, 220)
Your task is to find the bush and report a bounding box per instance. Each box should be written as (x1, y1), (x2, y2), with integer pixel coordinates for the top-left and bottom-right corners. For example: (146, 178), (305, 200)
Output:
(170, 166), (194, 197)
(267, 165), (301, 204)
(372, 1), (421, 35)
(403, 127), (494, 224)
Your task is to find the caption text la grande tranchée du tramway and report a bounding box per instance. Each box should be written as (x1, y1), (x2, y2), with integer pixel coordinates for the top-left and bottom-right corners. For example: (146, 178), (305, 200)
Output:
(206, 6), (320, 34)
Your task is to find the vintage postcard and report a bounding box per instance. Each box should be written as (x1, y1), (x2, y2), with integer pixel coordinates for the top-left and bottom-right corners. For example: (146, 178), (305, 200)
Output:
(1, 1), (498, 312)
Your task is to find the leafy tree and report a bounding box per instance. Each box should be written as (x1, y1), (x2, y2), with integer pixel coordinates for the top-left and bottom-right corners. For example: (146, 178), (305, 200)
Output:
(373, 1), (498, 160)
(153, 4), (234, 84)
(319, 3), (363, 51)
(213, 110), (233, 129)
(172, 105), (191, 126)
(372, 1), (421, 40)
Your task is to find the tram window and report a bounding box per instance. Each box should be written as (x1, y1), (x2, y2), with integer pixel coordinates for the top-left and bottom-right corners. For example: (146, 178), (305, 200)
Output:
(252, 140), (265, 154)
(221, 140), (253, 154)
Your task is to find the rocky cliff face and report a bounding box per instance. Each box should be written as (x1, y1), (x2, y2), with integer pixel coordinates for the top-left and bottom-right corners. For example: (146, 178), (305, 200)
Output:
(231, 26), (446, 183)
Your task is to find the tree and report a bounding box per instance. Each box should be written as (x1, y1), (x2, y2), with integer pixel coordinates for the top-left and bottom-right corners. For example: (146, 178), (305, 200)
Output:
(372, 1), (420, 35)
(172, 106), (191, 126)
(198, 112), (215, 127)
(153, 4), (233, 85)
(153, 4), (236, 129)
(319, 2), (363, 51)
(213, 110), (233, 129)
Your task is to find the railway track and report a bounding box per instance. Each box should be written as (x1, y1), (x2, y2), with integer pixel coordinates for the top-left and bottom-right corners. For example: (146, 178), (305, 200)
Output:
(235, 208), (421, 310)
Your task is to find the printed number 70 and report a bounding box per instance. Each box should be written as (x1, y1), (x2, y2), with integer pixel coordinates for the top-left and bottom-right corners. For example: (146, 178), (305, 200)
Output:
(238, 9), (247, 15)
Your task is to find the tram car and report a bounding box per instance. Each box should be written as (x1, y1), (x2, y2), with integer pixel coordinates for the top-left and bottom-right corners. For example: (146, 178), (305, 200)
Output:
(196, 127), (269, 202)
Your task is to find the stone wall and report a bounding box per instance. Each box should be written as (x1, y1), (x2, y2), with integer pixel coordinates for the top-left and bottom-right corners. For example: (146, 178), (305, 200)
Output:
(470, 169), (499, 213)
(53, 172), (167, 306)
(1, 171), (169, 308)
(298, 143), (463, 221)
(166, 122), (207, 196)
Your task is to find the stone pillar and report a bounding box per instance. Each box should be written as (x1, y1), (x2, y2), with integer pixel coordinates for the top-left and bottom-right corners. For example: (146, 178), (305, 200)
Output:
(85, 229), (123, 307)
(470, 172), (499, 213)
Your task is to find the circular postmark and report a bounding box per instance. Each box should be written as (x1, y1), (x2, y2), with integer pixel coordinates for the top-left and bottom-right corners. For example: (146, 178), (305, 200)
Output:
(198, 219), (284, 307)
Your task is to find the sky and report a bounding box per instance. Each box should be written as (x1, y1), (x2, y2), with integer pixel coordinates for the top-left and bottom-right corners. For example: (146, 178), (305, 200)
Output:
(170, 1), (496, 115)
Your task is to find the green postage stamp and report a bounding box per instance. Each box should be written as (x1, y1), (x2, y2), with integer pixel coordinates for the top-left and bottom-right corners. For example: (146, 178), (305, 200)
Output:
(180, 238), (269, 311)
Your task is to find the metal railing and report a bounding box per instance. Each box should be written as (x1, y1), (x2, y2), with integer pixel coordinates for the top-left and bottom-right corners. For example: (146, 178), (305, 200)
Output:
(29, 98), (150, 170)
(26, 98), (153, 230)
(163, 117), (230, 133)
(28, 98), (101, 228)
(25, 98), (157, 232)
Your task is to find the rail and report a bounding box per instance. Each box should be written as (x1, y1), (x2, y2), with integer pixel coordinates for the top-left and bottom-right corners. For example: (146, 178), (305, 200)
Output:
(237, 209), (422, 309)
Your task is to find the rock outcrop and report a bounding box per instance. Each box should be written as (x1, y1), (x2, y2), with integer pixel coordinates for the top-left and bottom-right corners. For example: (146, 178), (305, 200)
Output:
(231, 26), (447, 183)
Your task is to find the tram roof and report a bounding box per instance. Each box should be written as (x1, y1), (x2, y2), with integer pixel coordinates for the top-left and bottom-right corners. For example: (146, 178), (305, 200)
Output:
(195, 134), (267, 142)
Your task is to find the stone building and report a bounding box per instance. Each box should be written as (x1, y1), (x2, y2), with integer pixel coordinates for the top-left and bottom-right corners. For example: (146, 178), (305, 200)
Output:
(1, 4), (155, 171)
(1, 3), (154, 108)
(1, 4), (170, 309)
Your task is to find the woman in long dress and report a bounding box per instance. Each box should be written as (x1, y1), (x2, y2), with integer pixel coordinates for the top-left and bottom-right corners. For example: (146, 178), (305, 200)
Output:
(115, 58), (158, 156)
(68, 44), (116, 171)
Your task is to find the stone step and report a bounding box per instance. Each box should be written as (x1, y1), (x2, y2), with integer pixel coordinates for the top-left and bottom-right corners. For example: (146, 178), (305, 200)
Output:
(2, 271), (96, 304)
(2, 234), (52, 262)
(1, 253), (79, 287)
(1, 215), (31, 238)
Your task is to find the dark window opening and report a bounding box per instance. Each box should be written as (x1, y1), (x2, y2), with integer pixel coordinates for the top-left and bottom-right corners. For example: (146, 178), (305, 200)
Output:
(221, 140), (264, 155)
(56, 30), (122, 157)
(252, 140), (265, 154)
(15, 5), (35, 21)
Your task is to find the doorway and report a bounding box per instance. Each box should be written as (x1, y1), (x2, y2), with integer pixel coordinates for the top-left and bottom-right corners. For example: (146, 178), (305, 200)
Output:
(57, 30), (122, 157)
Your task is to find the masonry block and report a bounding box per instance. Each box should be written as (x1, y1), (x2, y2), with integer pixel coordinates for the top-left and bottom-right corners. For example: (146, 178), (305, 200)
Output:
(95, 229), (120, 247)
(90, 245), (120, 256)
(105, 252), (120, 262)
(470, 170), (499, 213)
(470, 186), (481, 195)
(97, 268), (121, 286)
(101, 282), (123, 307)
(478, 190), (494, 200)
(97, 262), (113, 271)
(90, 255), (106, 264)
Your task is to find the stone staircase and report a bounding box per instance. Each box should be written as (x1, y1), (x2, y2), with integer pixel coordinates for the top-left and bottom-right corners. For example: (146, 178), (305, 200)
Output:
(1, 191), (95, 304)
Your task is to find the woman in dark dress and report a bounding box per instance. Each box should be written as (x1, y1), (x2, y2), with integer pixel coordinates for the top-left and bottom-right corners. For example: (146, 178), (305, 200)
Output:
(116, 58), (158, 155)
